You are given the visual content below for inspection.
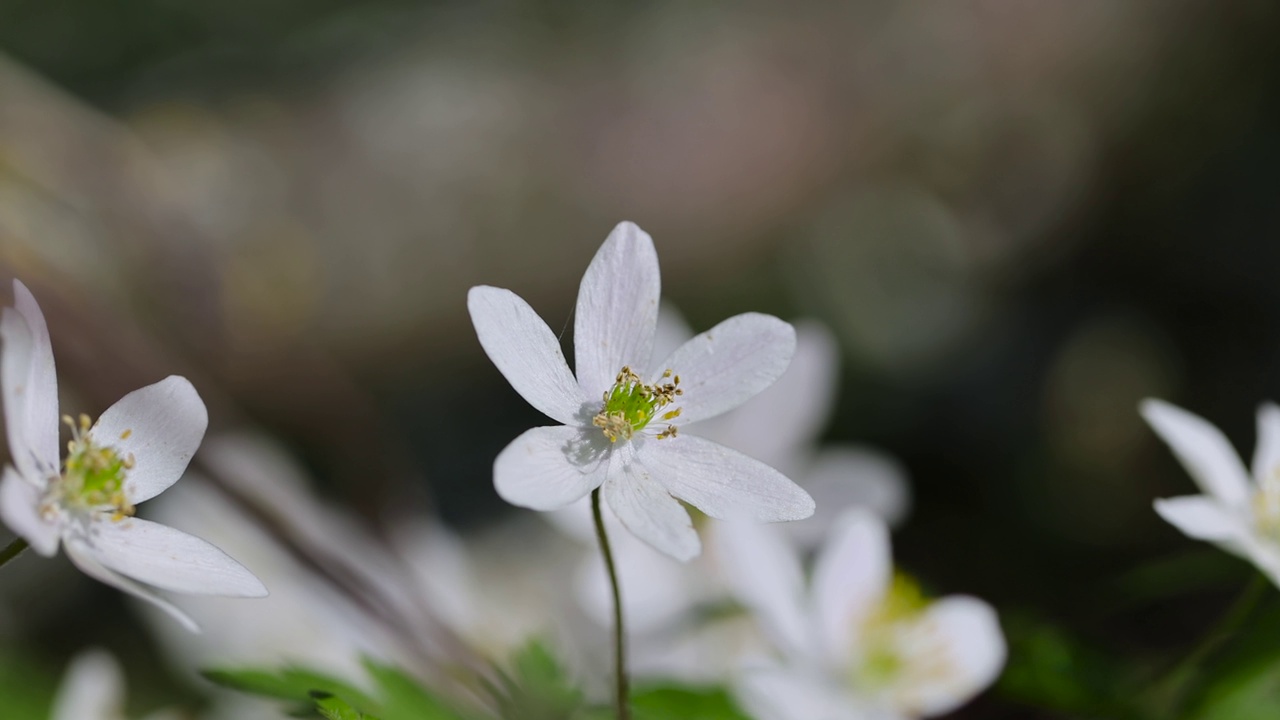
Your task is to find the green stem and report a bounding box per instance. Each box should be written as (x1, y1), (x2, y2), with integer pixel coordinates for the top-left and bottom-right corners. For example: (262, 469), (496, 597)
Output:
(0, 538), (28, 570)
(1145, 572), (1267, 716)
(591, 488), (630, 720)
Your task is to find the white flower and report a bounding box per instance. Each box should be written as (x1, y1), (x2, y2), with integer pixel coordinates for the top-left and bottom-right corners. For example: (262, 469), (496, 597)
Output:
(0, 280), (266, 632)
(467, 222), (814, 560)
(718, 510), (1005, 720)
(1143, 398), (1280, 585)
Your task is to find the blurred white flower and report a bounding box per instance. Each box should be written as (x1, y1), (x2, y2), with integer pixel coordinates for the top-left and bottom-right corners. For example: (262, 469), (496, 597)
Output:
(0, 280), (265, 632)
(719, 510), (1005, 720)
(391, 514), (591, 668)
(51, 649), (181, 720)
(549, 311), (910, 680)
(1144, 399), (1280, 585)
(141, 475), (391, 680)
(468, 221), (813, 560)
(655, 307), (911, 543)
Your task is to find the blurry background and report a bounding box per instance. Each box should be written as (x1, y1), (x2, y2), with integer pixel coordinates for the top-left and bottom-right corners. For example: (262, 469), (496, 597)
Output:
(2, 0), (1280, 717)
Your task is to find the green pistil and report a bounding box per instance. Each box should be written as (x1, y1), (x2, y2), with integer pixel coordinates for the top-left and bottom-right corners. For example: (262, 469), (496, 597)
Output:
(58, 414), (134, 517)
(854, 573), (930, 690)
(593, 367), (682, 442)
(878, 573), (928, 623)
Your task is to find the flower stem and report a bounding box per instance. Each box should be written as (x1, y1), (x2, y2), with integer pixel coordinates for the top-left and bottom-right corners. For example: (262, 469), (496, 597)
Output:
(591, 488), (630, 720)
(1144, 572), (1267, 716)
(0, 538), (28, 570)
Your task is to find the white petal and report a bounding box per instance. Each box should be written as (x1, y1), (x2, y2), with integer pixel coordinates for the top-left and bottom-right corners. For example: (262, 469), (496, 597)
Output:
(735, 666), (861, 720)
(544, 495), (599, 543)
(1153, 496), (1246, 543)
(468, 286), (587, 426)
(639, 434), (814, 522)
(604, 446), (700, 561)
(0, 466), (59, 556)
(813, 509), (893, 668)
(711, 520), (813, 664)
(699, 320), (840, 469)
(651, 302), (694, 366)
(573, 222), (661, 401)
(896, 597), (1005, 717)
(786, 447), (912, 549)
(1141, 399), (1250, 507)
(92, 376), (207, 505)
(1235, 533), (1280, 589)
(78, 517), (267, 597)
(575, 529), (692, 633)
(1, 280), (60, 479)
(51, 649), (125, 720)
(1254, 402), (1280, 486)
(655, 313), (795, 425)
(494, 426), (609, 510)
(64, 538), (201, 633)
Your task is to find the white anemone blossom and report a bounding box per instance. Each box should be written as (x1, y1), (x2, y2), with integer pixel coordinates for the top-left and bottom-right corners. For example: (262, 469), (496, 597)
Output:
(719, 509), (1005, 720)
(1144, 398), (1280, 585)
(467, 222), (814, 560)
(0, 280), (266, 631)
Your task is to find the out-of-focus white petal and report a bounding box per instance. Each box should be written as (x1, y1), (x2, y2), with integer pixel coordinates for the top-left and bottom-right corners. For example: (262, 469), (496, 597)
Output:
(64, 538), (201, 633)
(93, 376), (207, 505)
(1237, 534), (1280, 589)
(604, 447), (699, 561)
(640, 434), (814, 522)
(576, 528), (692, 633)
(468, 286), (587, 426)
(713, 520), (813, 664)
(699, 320), (840, 469)
(655, 313), (795, 426)
(1253, 403), (1280, 485)
(544, 495), (599, 543)
(51, 649), (125, 720)
(1153, 496), (1245, 543)
(735, 665), (861, 720)
(787, 447), (912, 548)
(813, 509), (892, 669)
(896, 597), (1005, 717)
(1141, 399), (1251, 507)
(79, 517), (267, 597)
(1, 281), (60, 479)
(573, 222), (661, 401)
(494, 426), (609, 510)
(651, 303), (693, 367)
(0, 466), (58, 556)
(143, 477), (390, 678)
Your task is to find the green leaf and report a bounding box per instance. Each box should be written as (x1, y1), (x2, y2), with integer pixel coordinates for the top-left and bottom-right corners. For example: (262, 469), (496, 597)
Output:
(1187, 658), (1280, 720)
(0, 653), (55, 720)
(202, 665), (380, 717)
(630, 684), (752, 720)
(996, 613), (1145, 719)
(316, 693), (375, 720)
(489, 639), (585, 720)
(363, 659), (474, 720)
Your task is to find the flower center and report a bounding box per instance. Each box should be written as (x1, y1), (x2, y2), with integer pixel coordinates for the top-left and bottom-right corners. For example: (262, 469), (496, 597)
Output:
(592, 367), (682, 442)
(48, 414), (136, 520)
(853, 574), (929, 690)
(1253, 468), (1280, 541)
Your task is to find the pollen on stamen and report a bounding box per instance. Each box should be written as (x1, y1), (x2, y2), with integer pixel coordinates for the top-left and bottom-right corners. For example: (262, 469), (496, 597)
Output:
(56, 411), (137, 518)
(592, 366), (683, 442)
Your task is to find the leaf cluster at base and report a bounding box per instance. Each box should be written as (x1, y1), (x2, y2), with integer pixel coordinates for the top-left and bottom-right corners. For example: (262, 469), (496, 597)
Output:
(203, 639), (753, 720)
